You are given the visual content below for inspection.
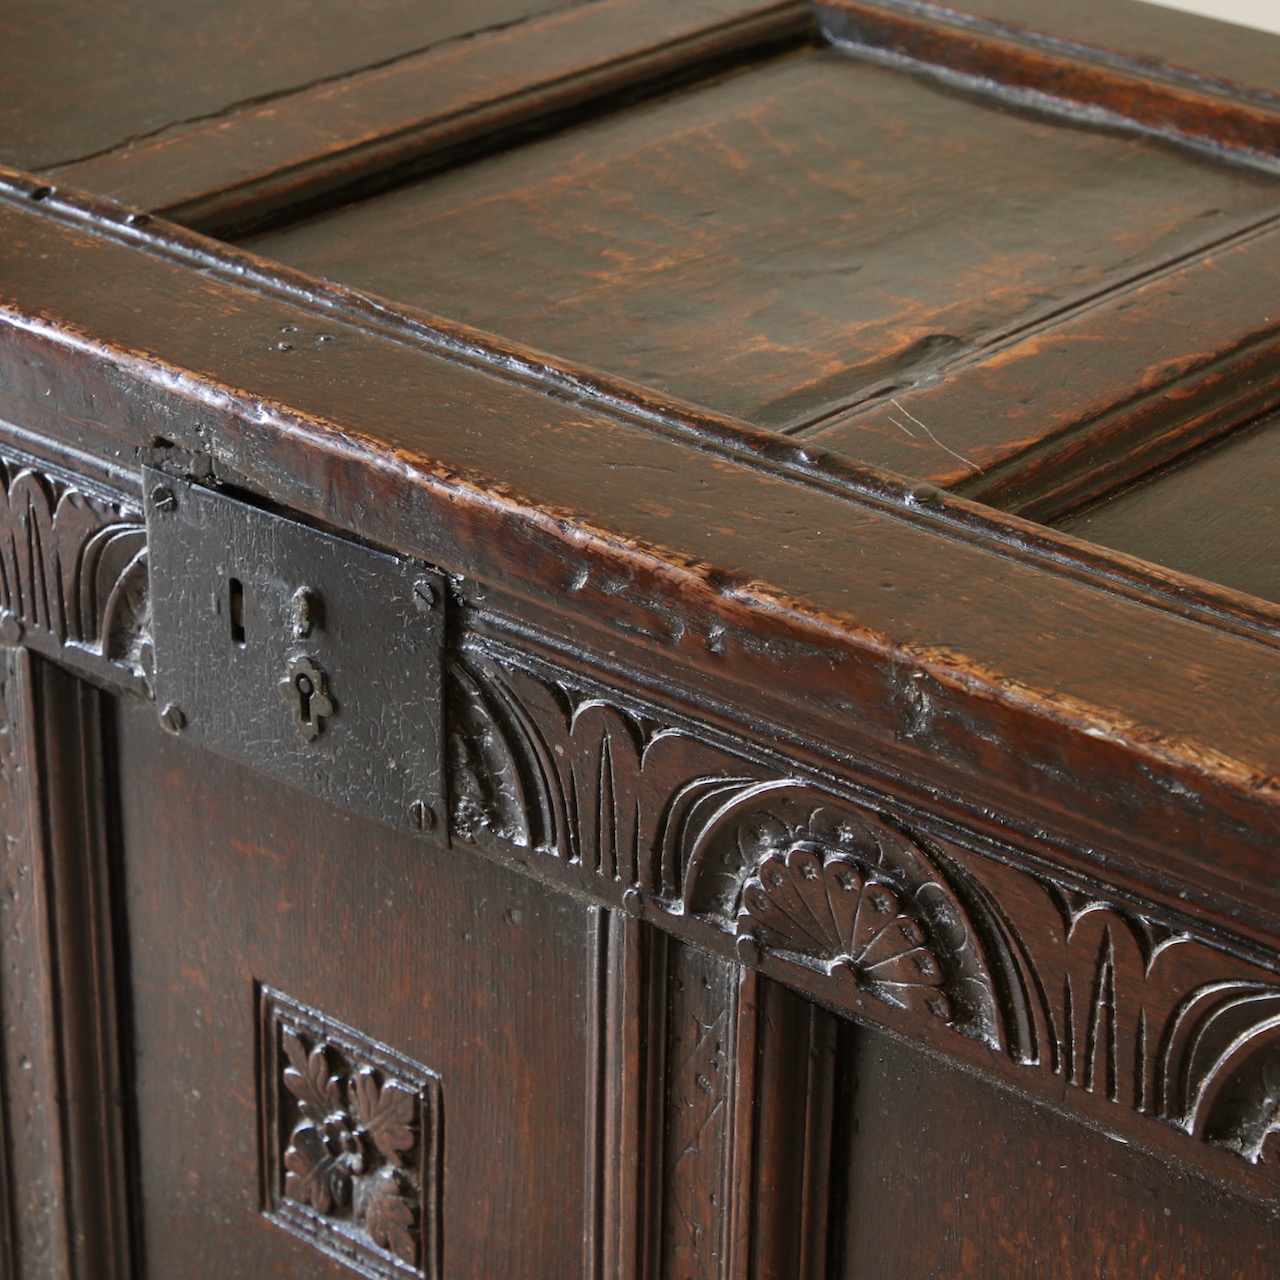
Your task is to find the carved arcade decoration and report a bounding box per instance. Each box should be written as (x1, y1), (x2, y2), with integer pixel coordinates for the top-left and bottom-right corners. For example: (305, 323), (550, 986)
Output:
(261, 988), (441, 1279)
(444, 640), (1280, 1182)
(0, 456), (149, 684)
(447, 645), (765, 894)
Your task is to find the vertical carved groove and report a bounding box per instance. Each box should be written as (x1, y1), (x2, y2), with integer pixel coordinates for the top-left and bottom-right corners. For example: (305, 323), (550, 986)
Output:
(0, 649), (133, 1278)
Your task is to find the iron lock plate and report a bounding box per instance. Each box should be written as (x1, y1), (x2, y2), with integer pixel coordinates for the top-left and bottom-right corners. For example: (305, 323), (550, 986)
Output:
(144, 468), (446, 836)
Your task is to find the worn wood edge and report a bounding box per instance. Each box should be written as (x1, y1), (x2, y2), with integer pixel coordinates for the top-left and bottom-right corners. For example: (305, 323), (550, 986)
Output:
(7, 170), (1280, 683)
(2, 199), (1280, 798)
(816, 0), (1280, 167)
(9, 169), (1280, 659)
(45, 0), (814, 237)
(962, 347), (1280, 522)
(7, 291), (1280, 942)
(910, 0), (1280, 97)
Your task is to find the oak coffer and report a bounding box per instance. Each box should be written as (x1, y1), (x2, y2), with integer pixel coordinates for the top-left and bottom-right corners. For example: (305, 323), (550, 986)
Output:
(2, 0), (1280, 1275)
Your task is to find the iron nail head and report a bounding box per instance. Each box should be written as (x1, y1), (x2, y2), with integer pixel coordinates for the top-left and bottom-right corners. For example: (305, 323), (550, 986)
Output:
(160, 703), (187, 734)
(409, 799), (437, 832)
(412, 579), (437, 613)
(151, 485), (177, 513)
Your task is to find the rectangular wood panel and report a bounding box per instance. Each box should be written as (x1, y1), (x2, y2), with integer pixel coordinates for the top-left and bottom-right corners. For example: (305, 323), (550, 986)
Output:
(834, 1024), (1277, 1279)
(1057, 410), (1280, 604)
(111, 695), (596, 1277)
(245, 47), (1280, 435)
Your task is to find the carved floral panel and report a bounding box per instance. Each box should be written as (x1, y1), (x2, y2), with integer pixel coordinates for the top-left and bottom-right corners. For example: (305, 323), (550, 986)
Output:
(260, 987), (441, 1279)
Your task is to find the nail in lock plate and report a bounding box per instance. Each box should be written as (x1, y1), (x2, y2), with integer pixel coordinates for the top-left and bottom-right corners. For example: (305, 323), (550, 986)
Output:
(144, 467), (446, 835)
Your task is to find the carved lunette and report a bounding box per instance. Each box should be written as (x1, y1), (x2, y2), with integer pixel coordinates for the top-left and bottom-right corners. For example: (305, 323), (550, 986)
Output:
(447, 641), (1280, 1180)
(0, 455), (149, 687)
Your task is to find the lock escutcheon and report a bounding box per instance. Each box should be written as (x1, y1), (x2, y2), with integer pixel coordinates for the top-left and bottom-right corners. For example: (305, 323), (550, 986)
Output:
(281, 655), (335, 741)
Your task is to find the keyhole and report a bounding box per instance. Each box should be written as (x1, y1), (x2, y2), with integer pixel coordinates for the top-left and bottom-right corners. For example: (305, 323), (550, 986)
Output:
(295, 672), (314, 724)
(281, 657), (332, 742)
(229, 577), (246, 647)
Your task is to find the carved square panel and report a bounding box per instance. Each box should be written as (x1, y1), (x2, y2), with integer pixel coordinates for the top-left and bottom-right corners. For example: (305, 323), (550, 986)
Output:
(260, 987), (442, 1279)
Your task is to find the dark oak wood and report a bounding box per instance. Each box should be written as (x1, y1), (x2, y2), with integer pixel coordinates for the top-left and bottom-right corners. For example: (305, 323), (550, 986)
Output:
(1058, 409), (1280, 604)
(112, 693), (596, 1276)
(245, 46), (1280, 433)
(48, 0), (815, 237)
(806, 214), (1280, 519)
(7, 181), (1280, 941)
(897, 0), (1280, 95)
(0, 651), (131, 1279)
(817, 0), (1280, 165)
(0, 647), (65, 1279)
(0, 0), (582, 173)
(835, 1025), (1280, 1278)
(2, 0), (1280, 1274)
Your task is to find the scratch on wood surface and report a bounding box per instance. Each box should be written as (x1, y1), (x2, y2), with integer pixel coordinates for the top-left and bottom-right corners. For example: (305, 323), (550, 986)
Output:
(888, 397), (979, 473)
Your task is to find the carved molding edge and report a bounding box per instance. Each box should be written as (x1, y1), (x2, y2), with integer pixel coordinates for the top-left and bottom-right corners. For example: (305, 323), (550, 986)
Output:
(445, 641), (1280, 1181)
(0, 456), (150, 688)
(260, 987), (441, 1279)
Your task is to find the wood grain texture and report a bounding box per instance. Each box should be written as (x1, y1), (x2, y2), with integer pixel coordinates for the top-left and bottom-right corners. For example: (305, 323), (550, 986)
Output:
(111, 694), (595, 1277)
(917, 0), (1280, 95)
(0, 648), (63, 1279)
(49, 0), (814, 237)
(434, 629), (1280, 1204)
(817, 0), (1280, 165)
(835, 1023), (1280, 1278)
(245, 48), (1280, 432)
(4, 186), (1280, 947)
(7, 3), (1280, 1272)
(0, 653), (131, 1279)
(584, 910), (661, 1280)
(805, 213), (1280, 518)
(1058, 411), (1280, 605)
(658, 943), (740, 1279)
(31, 668), (133, 1280)
(747, 980), (836, 1280)
(0, 0), (582, 172)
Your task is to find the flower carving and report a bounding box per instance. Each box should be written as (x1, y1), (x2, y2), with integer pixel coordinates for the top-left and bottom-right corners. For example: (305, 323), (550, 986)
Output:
(737, 842), (952, 1021)
(281, 1027), (420, 1265)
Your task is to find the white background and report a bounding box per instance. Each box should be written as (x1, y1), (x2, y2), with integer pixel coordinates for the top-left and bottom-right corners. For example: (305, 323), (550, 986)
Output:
(1142, 0), (1280, 36)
